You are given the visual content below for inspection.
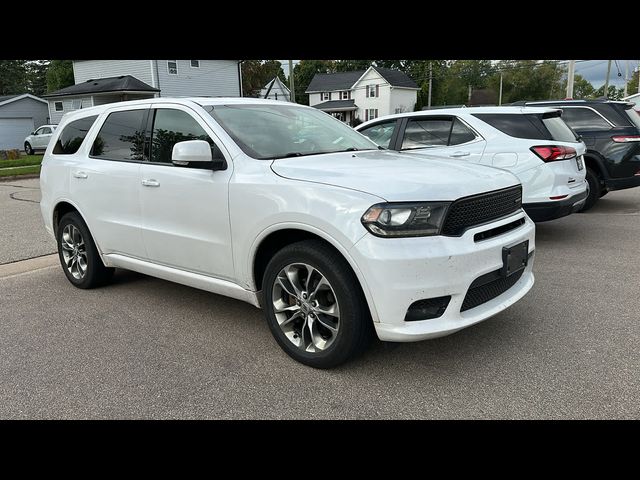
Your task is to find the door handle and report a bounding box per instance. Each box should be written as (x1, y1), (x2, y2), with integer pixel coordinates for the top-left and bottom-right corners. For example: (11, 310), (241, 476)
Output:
(141, 179), (160, 187)
(73, 171), (88, 179)
(450, 151), (470, 157)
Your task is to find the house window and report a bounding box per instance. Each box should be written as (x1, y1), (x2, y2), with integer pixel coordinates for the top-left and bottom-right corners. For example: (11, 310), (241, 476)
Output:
(367, 85), (378, 98)
(168, 60), (178, 75)
(365, 109), (378, 121)
(54, 101), (63, 112)
(321, 92), (330, 101)
(190, 60), (200, 68)
(341, 91), (349, 100)
(71, 99), (82, 110)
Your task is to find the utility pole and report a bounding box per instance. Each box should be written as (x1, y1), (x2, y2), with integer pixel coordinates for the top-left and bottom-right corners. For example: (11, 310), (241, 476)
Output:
(603, 60), (612, 98)
(289, 60), (296, 103)
(624, 60), (630, 97)
(468, 84), (472, 104)
(498, 72), (503, 106)
(566, 60), (576, 99)
(427, 61), (433, 109)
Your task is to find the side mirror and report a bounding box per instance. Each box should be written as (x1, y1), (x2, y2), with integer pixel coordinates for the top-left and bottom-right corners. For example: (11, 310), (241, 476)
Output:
(171, 140), (226, 170)
(31, 131), (36, 135)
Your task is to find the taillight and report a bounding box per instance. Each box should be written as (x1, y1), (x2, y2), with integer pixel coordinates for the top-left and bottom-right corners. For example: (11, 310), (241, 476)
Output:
(611, 135), (640, 143)
(530, 145), (577, 162)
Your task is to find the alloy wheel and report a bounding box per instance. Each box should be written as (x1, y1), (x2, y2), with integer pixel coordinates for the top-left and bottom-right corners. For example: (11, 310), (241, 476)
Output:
(60, 224), (88, 280)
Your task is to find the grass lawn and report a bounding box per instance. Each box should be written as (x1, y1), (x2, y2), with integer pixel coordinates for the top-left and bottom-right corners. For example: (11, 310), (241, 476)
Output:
(0, 165), (40, 177)
(0, 155), (43, 169)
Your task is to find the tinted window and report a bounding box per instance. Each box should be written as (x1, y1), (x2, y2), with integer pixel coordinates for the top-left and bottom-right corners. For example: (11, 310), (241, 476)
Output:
(91, 110), (146, 161)
(559, 108), (611, 130)
(150, 108), (214, 164)
(624, 108), (640, 130)
(53, 115), (98, 155)
(449, 118), (477, 145)
(401, 118), (452, 149)
(358, 120), (397, 148)
(542, 115), (579, 142)
(473, 113), (547, 139)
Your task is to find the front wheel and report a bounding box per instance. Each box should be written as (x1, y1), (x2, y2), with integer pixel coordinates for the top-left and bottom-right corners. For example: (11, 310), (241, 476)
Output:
(24, 142), (34, 155)
(262, 240), (372, 368)
(56, 212), (114, 289)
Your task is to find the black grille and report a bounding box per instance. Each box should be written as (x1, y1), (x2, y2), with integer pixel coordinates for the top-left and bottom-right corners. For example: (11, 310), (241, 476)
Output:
(461, 269), (524, 312)
(442, 186), (522, 236)
(404, 296), (451, 321)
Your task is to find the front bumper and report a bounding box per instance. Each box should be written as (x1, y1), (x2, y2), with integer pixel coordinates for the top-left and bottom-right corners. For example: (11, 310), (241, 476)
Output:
(523, 188), (588, 222)
(349, 211), (535, 342)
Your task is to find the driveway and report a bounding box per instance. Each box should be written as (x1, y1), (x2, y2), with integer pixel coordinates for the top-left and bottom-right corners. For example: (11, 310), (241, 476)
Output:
(0, 178), (56, 264)
(0, 187), (638, 419)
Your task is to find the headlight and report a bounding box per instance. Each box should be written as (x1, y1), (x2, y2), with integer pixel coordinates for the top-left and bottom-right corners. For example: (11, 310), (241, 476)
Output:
(361, 202), (450, 237)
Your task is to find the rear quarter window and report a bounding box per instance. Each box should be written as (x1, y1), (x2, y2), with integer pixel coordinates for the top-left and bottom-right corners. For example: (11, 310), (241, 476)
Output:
(473, 113), (578, 142)
(53, 115), (99, 154)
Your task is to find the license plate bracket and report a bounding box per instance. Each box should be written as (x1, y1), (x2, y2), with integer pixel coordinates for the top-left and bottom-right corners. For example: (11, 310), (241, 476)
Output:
(576, 156), (584, 170)
(501, 240), (529, 277)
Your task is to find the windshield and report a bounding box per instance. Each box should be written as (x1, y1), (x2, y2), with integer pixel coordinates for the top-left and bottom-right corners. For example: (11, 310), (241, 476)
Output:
(205, 104), (378, 160)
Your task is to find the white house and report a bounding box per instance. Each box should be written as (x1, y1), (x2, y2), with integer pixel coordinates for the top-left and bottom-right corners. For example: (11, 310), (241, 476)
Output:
(44, 60), (242, 124)
(259, 77), (291, 101)
(306, 66), (419, 124)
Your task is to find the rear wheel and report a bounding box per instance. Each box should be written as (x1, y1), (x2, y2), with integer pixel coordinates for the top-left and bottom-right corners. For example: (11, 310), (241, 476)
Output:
(578, 167), (601, 212)
(56, 212), (114, 289)
(24, 142), (34, 155)
(262, 240), (372, 369)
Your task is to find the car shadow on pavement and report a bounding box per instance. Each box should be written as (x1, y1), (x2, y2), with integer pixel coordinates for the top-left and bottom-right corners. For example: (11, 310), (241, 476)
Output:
(586, 194), (640, 215)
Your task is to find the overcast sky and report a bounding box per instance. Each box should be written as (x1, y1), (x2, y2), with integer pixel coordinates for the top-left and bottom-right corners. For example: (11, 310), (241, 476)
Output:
(279, 60), (640, 88)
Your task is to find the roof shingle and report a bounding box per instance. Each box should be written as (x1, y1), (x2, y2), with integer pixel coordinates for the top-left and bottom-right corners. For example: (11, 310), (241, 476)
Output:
(43, 75), (159, 98)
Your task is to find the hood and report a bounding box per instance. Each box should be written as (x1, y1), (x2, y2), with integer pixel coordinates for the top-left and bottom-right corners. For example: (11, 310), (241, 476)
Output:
(270, 150), (520, 202)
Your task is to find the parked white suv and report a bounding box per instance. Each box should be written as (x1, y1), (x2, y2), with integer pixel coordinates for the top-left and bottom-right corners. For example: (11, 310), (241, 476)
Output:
(24, 124), (57, 154)
(40, 98), (535, 368)
(356, 107), (588, 222)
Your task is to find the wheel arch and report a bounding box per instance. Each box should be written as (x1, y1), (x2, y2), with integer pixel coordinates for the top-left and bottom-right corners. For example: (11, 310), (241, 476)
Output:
(250, 224), (380, 323)
(583, 151), (608, 181)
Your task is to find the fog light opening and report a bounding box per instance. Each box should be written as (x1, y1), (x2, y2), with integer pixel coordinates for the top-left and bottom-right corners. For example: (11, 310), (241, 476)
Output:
(404, 296), (451, 322)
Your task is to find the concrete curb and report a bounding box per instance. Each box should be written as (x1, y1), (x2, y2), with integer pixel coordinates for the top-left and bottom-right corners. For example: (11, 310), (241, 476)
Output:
(0, 174), (40, 182)
(0, 254), (58, 279)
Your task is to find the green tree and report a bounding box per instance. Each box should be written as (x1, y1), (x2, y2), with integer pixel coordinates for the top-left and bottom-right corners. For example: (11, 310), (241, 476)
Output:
(292, 60), (335, 105)
(335, 60), (372, 72)
(46, 60), (74, 93)
(487, 60), (564, 103)
(594, 84), (624, 100)
(241, 60), (288, 98)
(27, 60), (49, 96)
(624, 69), (639, 97)
(0, 60), (28, 95)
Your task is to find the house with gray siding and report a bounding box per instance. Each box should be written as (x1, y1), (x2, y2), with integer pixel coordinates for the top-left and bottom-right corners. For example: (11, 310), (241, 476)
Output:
(0, 94), (49, 150)
(45, 60), (242, 124)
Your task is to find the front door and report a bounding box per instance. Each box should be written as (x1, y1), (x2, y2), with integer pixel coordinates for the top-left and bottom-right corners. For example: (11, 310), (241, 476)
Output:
(139, 104), (234, 280)
(397, 115), (487, 163)
(33, 126), (53, 149)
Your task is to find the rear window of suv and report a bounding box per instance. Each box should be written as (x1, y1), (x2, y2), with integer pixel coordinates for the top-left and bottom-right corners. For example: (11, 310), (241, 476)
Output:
(53, 115), (98, 154)
(473, 113), (578, 142)
(624, 107), (640, 130)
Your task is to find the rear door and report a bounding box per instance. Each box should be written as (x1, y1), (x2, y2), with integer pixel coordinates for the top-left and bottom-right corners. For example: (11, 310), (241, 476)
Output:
(395, 115), (486, 163)
(71, 105), (149, 258)
(139, 104), (234, 280)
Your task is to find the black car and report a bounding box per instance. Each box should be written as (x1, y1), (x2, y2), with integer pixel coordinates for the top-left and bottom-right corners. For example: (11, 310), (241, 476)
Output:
(524, 99), (640, 211)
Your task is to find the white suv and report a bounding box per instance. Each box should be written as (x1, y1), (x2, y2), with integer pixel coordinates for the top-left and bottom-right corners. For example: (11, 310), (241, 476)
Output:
(40, 98), (535, 368)
(24, 124), (57, 155)
(356, 107), (588, 222)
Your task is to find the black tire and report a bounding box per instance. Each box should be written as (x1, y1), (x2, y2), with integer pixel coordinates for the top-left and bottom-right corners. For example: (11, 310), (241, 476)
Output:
(262, 240), (372, 369)
(600, 189), (608, 198)
(578, 167), (601, 212)
(24, 142), (34, 155)
(57, 212), (114, 289)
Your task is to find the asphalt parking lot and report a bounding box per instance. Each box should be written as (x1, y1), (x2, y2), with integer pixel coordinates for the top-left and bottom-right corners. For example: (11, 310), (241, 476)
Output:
(1, 180), (639, 419)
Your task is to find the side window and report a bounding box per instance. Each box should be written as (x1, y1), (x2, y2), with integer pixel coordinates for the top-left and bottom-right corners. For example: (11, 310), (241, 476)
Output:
(41, 127), (52, 135)
(449, 118), (477, 145)
(401, 118), (452, 149)
(91, 110), (147, 161)
(358, 120), (397, 149)
(150, 108), (216, 164)
(53, 115), (99, 154)
(560, 108), (611, 130)
(34, 127), (44, 135)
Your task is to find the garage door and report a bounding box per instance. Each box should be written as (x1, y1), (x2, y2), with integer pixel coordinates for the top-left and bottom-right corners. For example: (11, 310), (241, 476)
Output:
(0, 118), (35, 150)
